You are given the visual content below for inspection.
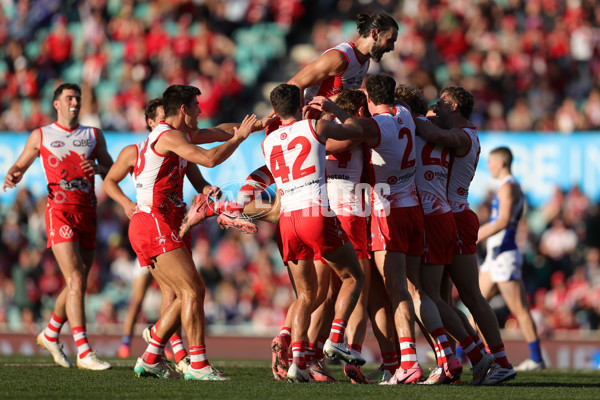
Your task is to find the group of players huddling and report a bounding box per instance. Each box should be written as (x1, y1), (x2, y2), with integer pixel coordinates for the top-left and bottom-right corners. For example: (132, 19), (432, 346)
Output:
(3, 10), (544, 384)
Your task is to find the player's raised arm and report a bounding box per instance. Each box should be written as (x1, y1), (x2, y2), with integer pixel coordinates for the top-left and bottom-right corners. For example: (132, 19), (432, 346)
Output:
(161, 114), (257, 168)
(310, 96), (362, 142)
(414, 118), (471, 153)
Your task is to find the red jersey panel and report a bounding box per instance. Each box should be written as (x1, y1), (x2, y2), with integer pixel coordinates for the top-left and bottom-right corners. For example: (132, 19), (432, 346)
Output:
(39, 123), (98, 211)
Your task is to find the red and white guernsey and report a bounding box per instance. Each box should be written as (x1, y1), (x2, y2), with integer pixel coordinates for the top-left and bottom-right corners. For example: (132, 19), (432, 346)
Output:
(366, 106), (420, 211)
(303, 42), (370, 104)
(39, 123), (98, 210)
(414, 116), (452, 216)
(447, 127), (480, 213)
(326, 144), (364, 217)
(262, 119), (328, 213)
(133, 122), (188, 216)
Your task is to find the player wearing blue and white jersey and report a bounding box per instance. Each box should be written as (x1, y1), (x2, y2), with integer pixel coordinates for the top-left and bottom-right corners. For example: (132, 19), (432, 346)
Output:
(480, 175), (525, 280)
(478, 146), (545, 373)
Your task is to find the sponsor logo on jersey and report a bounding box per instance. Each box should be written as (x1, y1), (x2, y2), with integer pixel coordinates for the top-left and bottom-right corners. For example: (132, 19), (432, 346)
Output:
(73, 139), (92, 147)
(424, 171), (434, 181)
(280, 132), (287, 140)
(156, 235), (166, 246)
(51, 141), (65, 148)
(59, 225), (73, 239)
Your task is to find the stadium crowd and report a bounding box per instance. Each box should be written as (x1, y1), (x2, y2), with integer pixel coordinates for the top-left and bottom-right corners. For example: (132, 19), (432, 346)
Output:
(1, 0), (600, 133)
(0, 0), (600, 347)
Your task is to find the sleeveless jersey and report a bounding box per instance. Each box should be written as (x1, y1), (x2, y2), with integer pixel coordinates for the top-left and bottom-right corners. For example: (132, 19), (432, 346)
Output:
(447, 127), (480, 213)
(262, 119), (328, 213)
(133, 122), (188, 216)
(39, 123), (98, 210)
(366, 107), (420, 211)
(326, 126), (364, 216)
(414, 116), (451, 215)
(486, 176), (524, 255)
(304, 42), (370, 104)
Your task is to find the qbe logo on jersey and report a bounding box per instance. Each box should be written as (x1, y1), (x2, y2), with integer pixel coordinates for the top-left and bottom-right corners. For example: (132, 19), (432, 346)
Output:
(59, 225), (74, 239)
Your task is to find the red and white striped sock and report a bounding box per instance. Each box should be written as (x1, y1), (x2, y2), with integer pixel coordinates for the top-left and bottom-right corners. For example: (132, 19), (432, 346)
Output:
(431, 328), (453, 365)
(488, 343), (510, 368)
(306, 342), (316, 362)
(329, 319), (347, 344)
(473, 334), (486, 353)
(349, 343), (362, 354)
(189, 345), (210, 370)
(382, 351), (399, 374)
(169, 334), (188, 364)
(44, 312), (66, 342)
(291, 341), (306, 369)
(205, 200), (244, 218)
(460, 336), (483, 365)
(142, 330), (168, 364)
(71, 326), (92, 359)
(434, 344), (442, 367)
(399, 337), (418, 370)
(279, 326), (292, 347)
(235, 165), (275, 207)
(314, 336), (326, 360)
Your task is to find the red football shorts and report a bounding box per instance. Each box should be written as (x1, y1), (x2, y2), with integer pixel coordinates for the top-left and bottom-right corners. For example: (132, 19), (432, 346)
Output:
(276, 208), (348, 262)
(453, 209), (479, 255)
(129, 211), (186, 267)
(45, 206), (97, 250)
(369, 206), (424, 255)
(337, 214), (369, 259)
(423, 212), (456, 265)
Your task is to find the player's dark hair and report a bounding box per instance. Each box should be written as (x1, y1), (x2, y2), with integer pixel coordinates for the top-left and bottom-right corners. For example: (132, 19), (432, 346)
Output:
(491, 146), (513, 169)
(441, 86), (474, 119)
(395, 85), (428, 116)
(335, 89), (368, 117)
(144, 98), (163, 131)
(366, 74), (396, 105)
(270, 84), (300, 118)
(356, 12), (398, 38)
(162, 85), (201, 118)
(53, 83), (81, 101)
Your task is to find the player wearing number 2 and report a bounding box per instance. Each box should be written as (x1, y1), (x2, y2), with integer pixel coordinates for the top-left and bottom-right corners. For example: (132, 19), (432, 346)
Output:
(397, 85), (496, 385)
(357, 74), (425, 384)
(415, 86), (517, 385)
(262, 83), (365, 382)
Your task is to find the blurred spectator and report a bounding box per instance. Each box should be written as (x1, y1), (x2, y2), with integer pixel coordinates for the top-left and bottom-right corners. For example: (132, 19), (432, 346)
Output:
(0, 98), (27, 132)
(44, 15), (72, 76)
(539, 217), (578, 274)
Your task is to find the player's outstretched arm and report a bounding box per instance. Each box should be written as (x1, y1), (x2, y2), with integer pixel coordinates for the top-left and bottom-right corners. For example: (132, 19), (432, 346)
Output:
(310, 96), (362, 142)
(190, 112), (275, 145)
(164, 114), (257, 168)
(288, 51), (348, 105)
(3, 128), (41, 191)
(103, 145), (137, 219)
(414, 118), (470, 153)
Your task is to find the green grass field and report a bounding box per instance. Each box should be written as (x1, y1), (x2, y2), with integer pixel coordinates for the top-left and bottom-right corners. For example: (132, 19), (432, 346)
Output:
(1, 356), (598, 400)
